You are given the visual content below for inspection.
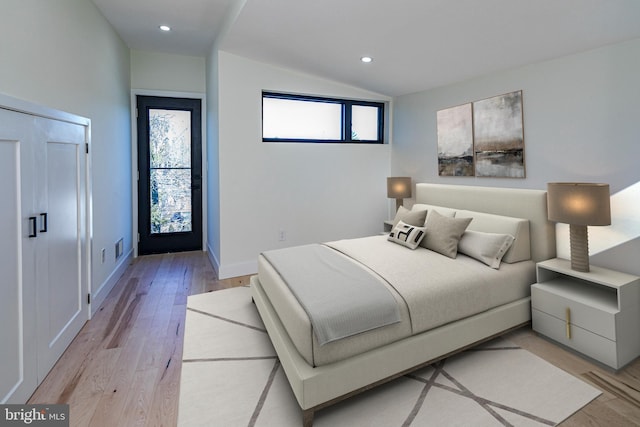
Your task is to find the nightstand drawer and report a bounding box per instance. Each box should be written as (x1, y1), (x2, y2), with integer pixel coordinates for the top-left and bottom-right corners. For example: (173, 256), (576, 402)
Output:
(532, 309), (618, 368)
(531, 283), (616, 340)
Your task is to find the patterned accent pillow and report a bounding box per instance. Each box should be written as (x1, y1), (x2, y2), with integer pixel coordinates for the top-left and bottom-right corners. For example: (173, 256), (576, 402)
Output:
(388, 220), (426, 250)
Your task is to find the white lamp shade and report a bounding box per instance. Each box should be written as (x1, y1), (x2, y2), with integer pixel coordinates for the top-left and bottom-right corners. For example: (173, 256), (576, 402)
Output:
(547, 182), (611, 226)
(387, 177), (411, 199)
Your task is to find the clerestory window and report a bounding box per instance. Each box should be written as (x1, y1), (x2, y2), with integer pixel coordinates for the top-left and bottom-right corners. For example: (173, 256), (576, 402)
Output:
(262, 91), (385, 144)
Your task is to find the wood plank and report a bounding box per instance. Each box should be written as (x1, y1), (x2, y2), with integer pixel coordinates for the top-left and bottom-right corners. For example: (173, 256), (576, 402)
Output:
(65, 347), (122, 427)
(144, 303), (186, 427)
(87, 318), (152, 427)
(118, 367), (161, 427)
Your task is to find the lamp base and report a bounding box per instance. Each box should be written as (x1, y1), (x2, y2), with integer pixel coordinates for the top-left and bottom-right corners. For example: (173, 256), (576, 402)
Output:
(396, 199), (403, 212)
(569, 224), (590, 272)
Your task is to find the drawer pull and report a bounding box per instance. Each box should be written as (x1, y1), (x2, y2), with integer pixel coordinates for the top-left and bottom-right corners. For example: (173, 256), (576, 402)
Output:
(565, 307), (571, 339)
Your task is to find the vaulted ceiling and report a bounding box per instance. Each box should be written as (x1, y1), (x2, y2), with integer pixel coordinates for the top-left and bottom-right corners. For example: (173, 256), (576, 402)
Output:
(92, 0), (640, 96)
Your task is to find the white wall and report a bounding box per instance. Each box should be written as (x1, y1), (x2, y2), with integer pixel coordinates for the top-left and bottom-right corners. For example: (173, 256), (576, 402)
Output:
(0, 0), (132, 311)
(131, 50), (206, 93)
(585, 182), (640, 276)
(205, 50), (222, 272)
(591, 239), (640, 276)
(392, 38), (640, 195)
(212, 51), (392, 278)
(130, 50), (207, 256)
(392, 38), (640, 273)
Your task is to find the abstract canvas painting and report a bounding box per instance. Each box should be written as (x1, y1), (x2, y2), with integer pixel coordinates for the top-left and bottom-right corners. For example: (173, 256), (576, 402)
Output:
(472, 91), (525, 178)
(437, 103), (473, 176)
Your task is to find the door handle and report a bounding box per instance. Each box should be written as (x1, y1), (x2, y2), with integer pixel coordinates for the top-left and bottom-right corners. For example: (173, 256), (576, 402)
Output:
(40, 212), (48, 232)
(29, 216), (37, 238)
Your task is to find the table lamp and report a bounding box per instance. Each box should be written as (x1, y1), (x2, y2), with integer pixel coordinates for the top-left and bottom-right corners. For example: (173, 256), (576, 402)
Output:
(387, 177), (412, 212)
(547, 182), (611, 272)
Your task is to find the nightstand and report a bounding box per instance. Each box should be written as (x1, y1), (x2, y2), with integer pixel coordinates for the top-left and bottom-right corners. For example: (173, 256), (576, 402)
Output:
(531, 258), (640, 369)
(383, 220), (394, 233)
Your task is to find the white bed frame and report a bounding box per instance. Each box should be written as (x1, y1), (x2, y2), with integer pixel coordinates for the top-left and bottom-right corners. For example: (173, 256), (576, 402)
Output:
(251, 183), (556, 426)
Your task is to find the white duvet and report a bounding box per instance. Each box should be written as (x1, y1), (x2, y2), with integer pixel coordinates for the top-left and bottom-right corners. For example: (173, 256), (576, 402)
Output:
(258, 235), (535, 366)
(327, 235), (535, 335)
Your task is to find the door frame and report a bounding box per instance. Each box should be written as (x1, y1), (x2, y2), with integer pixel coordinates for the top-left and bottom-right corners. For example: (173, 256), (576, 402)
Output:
(131, 89), (207, 258)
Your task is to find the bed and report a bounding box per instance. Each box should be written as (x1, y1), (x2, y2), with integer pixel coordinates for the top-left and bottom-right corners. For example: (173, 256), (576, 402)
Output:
(250, 183), (556, 426)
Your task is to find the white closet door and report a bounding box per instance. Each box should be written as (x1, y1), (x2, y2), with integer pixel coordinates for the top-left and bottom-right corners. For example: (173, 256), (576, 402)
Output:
(0, 106), (89, 403)
(0, 109), (38, 404)
(35, 117), (88, 381)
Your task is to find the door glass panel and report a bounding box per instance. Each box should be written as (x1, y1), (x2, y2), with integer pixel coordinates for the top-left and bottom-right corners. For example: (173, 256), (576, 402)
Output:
(149, 109), (192, 234)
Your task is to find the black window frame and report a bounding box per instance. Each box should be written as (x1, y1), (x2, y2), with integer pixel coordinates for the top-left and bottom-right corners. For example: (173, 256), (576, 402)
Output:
(262, 91), (385, 144)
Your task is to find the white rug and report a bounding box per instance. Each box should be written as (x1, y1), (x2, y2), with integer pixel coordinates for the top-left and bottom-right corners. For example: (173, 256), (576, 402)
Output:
(178, 286), (601, 426)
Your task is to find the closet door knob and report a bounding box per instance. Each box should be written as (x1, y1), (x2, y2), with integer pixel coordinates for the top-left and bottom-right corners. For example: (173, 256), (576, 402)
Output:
(40, 213), (48, 232)
(29, 216), (37, 238)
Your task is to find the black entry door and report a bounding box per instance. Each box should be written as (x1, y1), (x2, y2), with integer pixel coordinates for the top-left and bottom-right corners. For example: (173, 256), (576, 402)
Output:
(137, 96), (202, 255)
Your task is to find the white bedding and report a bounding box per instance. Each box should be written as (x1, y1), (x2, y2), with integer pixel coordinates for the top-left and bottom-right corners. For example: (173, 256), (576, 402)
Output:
(328, 236), (536, 334)
(262, 243), (401, 345)
(259, 235), (535, 367)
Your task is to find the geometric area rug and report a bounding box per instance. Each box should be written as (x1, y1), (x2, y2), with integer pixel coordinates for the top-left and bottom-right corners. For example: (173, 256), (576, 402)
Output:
(178, 286), (601, 427)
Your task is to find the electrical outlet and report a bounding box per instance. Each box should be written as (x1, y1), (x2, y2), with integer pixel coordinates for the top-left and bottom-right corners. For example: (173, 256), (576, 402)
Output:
(101, 248), (106, 264)
(278, 230), (286, 241)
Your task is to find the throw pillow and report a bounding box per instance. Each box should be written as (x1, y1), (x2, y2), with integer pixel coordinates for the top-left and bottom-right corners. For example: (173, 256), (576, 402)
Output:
(421, 210), (472, 257)
(388, 220), (426, 250)
(458, 230), (515, 269)
(391, 206), (428, 228)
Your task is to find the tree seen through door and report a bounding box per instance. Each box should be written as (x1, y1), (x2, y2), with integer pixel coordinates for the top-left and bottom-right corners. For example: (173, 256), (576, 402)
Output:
(149, 109), (192, 234)
(137, 95), (202, 255)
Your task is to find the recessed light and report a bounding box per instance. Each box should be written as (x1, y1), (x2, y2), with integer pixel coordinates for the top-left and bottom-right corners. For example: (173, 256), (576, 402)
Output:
(361, 56), (373, 63)
(159, 25), (171, 32)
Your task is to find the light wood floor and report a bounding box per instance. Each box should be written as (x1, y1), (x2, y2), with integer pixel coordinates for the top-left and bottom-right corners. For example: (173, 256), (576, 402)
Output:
(28, 251), (249, 426)
(29, 251), (640, 426)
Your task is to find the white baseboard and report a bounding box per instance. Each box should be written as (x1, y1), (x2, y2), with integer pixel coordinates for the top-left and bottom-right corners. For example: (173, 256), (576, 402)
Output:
(205, 243), (257, 279)
(91, 248), (133, 316)
(219, 260), (258, 279)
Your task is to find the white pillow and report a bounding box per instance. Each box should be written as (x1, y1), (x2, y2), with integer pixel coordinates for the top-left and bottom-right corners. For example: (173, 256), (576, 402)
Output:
(458, 230), (515, 269)
(454, 210), (530, 263)
(412, 203), (456, 226)
(388, 220), (426, 250)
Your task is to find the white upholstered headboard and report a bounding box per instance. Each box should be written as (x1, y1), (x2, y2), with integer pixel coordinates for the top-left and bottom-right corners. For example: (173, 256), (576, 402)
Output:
(415, 183), (556, 263)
